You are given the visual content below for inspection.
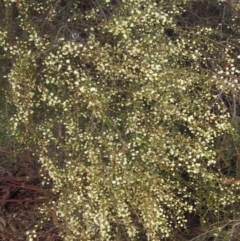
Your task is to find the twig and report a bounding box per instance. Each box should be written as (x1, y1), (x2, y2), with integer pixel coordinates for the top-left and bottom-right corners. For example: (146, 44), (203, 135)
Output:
(0, 198), (46, 203)
(229, 221), (240, 241)
(210, 89), (223, 110)
(5, 182), (45, 193)
(0, 176), (41, 182)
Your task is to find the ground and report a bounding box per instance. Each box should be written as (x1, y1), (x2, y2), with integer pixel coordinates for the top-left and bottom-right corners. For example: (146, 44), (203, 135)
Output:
(0, 147), (62, 241)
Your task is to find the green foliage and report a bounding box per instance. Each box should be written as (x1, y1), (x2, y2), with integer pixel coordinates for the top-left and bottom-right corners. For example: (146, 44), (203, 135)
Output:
(1, 0), (240, 240)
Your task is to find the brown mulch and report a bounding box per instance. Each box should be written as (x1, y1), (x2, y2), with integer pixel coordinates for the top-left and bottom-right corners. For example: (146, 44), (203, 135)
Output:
(0, 148), (63, 241)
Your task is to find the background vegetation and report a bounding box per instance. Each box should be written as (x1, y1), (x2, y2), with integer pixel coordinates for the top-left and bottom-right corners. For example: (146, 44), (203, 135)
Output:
(0, 0), (240, 240)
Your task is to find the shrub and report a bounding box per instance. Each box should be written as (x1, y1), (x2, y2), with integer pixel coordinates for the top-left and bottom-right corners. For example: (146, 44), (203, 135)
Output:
(1, 0), (240, 240)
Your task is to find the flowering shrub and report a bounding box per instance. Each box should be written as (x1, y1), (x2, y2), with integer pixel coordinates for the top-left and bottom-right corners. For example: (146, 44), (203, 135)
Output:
(1, 0), (240, 240)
